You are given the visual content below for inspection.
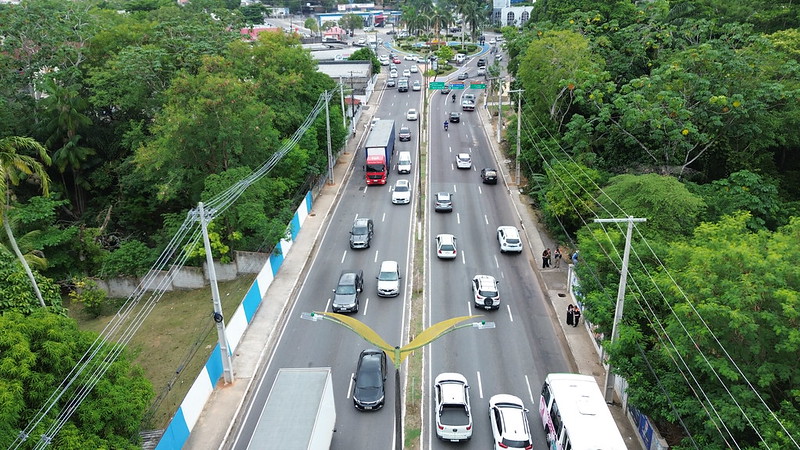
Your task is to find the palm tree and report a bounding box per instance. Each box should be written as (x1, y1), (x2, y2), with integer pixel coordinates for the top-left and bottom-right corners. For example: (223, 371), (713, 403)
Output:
(0, 136), (52, 308)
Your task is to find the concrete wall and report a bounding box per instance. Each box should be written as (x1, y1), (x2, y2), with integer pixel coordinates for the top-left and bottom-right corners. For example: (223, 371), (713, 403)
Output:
(155, 192), (313, 450)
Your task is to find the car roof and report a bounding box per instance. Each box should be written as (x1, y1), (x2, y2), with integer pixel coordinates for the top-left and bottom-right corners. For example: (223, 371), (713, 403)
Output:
(339, 271), (361, 282)
(436, 192), (451, 199)
(490, 395), (529, 439)
(458, 153), (471, 158)
(396, 179), (409, 187)
(436, 233), (455, 243)
(498, 226), (519, 236)
(474, 274), (496, 287)
(400, 126), (410, 131)
(436, 376), (468, 404)
(380, 260), (398, 271)
(354, 217), (371, 226)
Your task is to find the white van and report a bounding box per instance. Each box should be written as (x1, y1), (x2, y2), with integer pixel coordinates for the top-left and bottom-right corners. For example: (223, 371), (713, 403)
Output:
(455, 53), (466, 64)
(397, 151), (412, 174)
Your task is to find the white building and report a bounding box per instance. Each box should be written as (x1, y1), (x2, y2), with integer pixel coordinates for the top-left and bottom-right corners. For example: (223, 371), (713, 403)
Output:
(491, 0), (535, 28)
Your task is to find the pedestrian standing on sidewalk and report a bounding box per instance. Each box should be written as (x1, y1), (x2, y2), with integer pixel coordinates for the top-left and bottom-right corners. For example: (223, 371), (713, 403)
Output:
(567, 304), (574, 326)
(542, 248), (551, 268)
(573, 306), (581, 327)
(553, 247), (562, 268)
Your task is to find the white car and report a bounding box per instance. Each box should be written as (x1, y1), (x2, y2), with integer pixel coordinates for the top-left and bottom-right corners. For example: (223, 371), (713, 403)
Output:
(415, 55), (425, 62)
(472, 274), (499, 310)
(390, 69), (398, 78)
(406, 109), (418, 121)
(391, 179), (411, 204)
(410, 65), (419, 73)
(412, 80), (421, 91)
(404, 54), (416, 61)
(456, 153), (472, 169)
(379, 55), (390, 65)
(402, 69), (411, 77)
(489, 38), (496, 44)
(435, 234), (457, 259)
(488, 394), (532, 450)
(497, 226), (523, 253)
(376, 260), (401, 297)
(434, 373), (473, 442)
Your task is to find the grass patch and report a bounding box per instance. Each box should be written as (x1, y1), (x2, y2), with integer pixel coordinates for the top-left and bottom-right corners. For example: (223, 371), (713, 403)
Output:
(68, 274), (257, 430)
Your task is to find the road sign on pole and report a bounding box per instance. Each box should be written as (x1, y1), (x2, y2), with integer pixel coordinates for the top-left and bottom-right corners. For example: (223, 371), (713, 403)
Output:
(450, 83), (465, 90)
(470, 83), (487, 89)
(429, 81), (445, 90)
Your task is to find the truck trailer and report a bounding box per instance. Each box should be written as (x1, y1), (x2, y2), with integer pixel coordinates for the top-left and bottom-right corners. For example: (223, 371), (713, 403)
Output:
(247, 367), (336, 450)
(364, 119), (395, 185)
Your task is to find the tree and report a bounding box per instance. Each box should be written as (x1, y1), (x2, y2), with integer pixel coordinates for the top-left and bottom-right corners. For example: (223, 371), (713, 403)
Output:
(240, 3), (268, 25)
(0, 136), (52, 308)
(0, 310), (153, 448)
(608, 214), (800, 448)
(304, 17), (319, 36)
(339, 13), (364, 34)
(349, 47), (380, 75)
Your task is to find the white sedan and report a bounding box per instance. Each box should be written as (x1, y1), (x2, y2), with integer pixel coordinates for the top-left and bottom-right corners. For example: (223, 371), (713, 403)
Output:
(406, 109), (419, 121)
(389, 69), (398, 78)
(404, 54), (416, 61)
(435, 234), (458, 259)
(456, 153), (472, 169)
(402, 69), (411, 77)
(391, 179), (411, 204)
(410, 65), (419, 73)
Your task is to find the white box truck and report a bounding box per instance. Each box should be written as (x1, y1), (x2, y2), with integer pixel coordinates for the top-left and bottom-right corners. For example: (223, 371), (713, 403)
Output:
(247, 367), (336, 450)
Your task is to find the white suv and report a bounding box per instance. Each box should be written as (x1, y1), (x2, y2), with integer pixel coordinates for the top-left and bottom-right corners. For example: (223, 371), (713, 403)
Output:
(472, 275), (500, 310)
(497, 226), (523, 253)
(377, 260), (401, 297)
(456, 153), (472, 169)
(434, 373), (473, 442)
(488, 394), (532, 450)
(391, 179), (411, 204)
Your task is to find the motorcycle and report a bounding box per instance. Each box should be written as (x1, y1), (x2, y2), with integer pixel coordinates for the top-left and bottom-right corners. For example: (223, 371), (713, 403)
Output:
(443, 121), (449, 131)
(452, 94), (456, 103)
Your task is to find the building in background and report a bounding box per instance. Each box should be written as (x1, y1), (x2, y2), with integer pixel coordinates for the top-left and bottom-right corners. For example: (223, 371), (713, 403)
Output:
(491, 0), (534, 28)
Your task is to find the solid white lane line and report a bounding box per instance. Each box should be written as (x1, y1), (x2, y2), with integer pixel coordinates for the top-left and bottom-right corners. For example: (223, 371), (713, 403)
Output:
(477, 371), (484, 399)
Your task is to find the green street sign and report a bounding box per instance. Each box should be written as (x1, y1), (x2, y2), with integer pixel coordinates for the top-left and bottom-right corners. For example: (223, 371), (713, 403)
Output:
(470, 83), (487, 89)
(450, 83), (465, 90)
(429, 81), (445, 89)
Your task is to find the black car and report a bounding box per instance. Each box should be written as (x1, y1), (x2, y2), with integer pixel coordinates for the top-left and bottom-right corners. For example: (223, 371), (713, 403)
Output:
(353, 349), (387, 410)
(441, 85), (451, 94)
(332, 270), (363, 313)
(477, 58), (486, 68)
(449, 112), (460, 123)
(350, 217), (374, 248)
(399, 125), (411, 141)
(434, 192), (453, 212)
(481, 168), (498, 184)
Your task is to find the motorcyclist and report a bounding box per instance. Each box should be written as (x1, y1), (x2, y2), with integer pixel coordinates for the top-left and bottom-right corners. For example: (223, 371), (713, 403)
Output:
(443, 121), (449, 131)
(452, 93), (456, 103)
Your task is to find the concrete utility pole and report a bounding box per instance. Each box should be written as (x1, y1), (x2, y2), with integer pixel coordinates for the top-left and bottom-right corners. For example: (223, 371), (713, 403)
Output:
(196, 202), (234, 384)
(349, 71), (356, 135)
(339, 77), (346, 130)
(496, 77), (505, 143)
(508, 89), (524, 185)
(593, 216), (647, 403)
(324, 91), (334, 184)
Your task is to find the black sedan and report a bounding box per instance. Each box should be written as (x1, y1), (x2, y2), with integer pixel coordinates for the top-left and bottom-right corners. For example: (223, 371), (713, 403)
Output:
(449, 112), (461, 123)
(352, 349), (387, 411)
(399, 125), (412, 141)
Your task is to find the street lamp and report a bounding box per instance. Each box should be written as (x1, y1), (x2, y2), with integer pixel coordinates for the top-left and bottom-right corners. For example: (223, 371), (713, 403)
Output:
(301, 312), (495, 450)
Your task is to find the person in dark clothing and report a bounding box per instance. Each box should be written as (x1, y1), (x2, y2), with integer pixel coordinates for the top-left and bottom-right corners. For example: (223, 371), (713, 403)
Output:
(573, 306), (581, 327)
(567, 304), (574, 326)
(542, 248), (551, 268)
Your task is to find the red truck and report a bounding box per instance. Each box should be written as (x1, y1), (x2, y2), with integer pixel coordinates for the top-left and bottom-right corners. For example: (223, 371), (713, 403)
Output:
(364, 119), (396, 185)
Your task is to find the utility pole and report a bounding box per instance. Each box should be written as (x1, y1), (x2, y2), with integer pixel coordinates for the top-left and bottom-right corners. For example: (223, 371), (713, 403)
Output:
(324, 91), (334, 184)
(496, 77), (504, 143)
(593, 216), (647, 403)
(195, 202), (234, 384)
(349, 71), (356, 135)
(339, 77), (346, 130)
(509, 89), (524, 185)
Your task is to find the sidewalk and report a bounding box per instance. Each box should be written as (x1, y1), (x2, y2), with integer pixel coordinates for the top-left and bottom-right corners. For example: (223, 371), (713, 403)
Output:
(474, 104), (643, 450)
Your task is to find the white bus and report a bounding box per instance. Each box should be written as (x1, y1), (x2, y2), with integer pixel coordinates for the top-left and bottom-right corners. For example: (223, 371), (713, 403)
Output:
(538, 373), (627, 450)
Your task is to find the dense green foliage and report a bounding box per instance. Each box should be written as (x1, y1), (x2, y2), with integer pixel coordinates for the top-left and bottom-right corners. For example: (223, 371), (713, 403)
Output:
(0, 0), (346, 284)
(0, 310), (153, 448)
(510, 0), (800, 447)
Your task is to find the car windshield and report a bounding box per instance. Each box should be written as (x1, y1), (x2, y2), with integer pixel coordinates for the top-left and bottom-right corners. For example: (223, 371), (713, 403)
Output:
(479, 288), (497, 297)
(379, 270), (398, 281)
(353, 226), (367, 234)
(395, 184), (409, 192)
(459, 156), (470, 162)
(401, 127), (409, 133)
(440, 244), (455, 252)
(336, 285), (356, 295)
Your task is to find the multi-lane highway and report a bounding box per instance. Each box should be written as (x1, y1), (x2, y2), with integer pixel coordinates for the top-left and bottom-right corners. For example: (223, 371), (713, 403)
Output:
(230, 31), (572, 449)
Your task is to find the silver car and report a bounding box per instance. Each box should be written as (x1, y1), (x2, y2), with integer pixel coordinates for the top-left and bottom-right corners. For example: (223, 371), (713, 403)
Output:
(376, 260), (401, 297)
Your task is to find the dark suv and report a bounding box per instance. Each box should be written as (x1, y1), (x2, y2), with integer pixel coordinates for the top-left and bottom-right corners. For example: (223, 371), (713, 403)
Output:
(332, 270), (364, 313)
(477, 58), (486, 68)
(481, 168), (498, 185)
(353, 349), (387, 410)
(350, 218), (374, 249)
(399, 125), (411, 141)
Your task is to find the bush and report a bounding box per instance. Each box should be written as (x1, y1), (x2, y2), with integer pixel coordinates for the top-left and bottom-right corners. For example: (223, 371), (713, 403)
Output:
(99, 239), (155, 279)
(69, 277), (108, 318)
